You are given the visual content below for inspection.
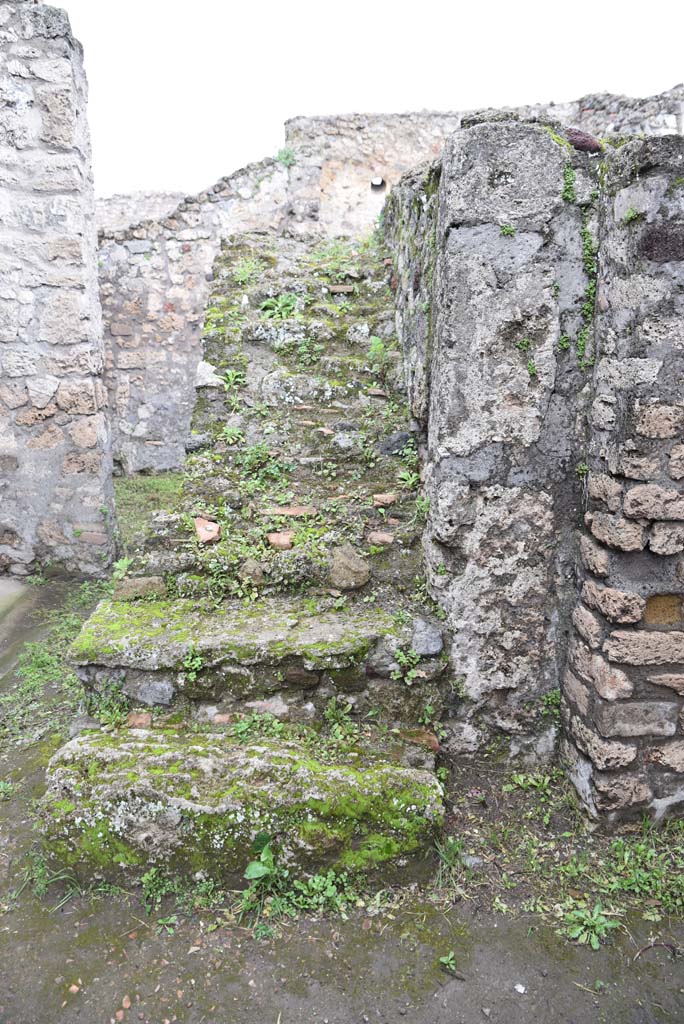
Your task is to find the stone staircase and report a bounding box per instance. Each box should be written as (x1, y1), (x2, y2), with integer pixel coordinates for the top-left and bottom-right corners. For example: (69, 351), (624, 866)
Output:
(41, 231), (449, 885)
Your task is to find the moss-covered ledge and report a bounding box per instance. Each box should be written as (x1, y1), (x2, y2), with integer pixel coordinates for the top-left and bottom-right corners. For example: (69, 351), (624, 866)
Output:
(40, 728), (444, 886)
(71, 597), (395, 671)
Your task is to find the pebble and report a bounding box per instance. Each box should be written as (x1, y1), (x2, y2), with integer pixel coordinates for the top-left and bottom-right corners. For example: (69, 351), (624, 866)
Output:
(372, 492), (396, 507)
(193, 516), (221, 544)
(267, 530), (295, 550)
(367, 530), (394, 546)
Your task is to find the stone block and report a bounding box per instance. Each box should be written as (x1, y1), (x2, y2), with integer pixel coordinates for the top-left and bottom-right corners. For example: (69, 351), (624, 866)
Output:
(635, 403), (684, 439)
(669, 445), (684, 481)
(587, 512), (646, 551)
(649, 522), (684, 555)
(617, 452), (661, 481)
(605, 629), (684, 666)
(647, 673), (684, 694)
(581, 580), (644, 624)
(56, 380), (97, 414)
(579, 534), (609, 576)
(26, 374), (59, 409)
(592, 771), (652, 809)
(643, 594), (684, 627)
(563, 668), (590, 716)
(623, 484), (684, 522)
(594, 700), (678, 738)
(587, 472), (622, 512)
(568, 713), (637, 770)
(38, 291), (87, 345)
(572, 605), (603, 649)
(647, 741), (684, 772)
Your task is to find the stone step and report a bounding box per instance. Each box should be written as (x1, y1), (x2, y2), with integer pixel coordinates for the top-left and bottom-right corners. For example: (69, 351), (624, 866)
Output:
(72, 595), (397, 707)
(41, 725), (444, 886)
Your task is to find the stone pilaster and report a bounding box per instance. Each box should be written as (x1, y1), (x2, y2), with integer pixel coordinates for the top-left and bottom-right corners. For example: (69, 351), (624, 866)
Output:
(0, 2), (115, 575)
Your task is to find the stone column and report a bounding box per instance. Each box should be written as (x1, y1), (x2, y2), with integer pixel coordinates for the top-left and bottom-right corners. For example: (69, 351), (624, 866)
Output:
(419, 118), (593, 755)
(0, 2), (115, 575)
(562, 137), (684, 822)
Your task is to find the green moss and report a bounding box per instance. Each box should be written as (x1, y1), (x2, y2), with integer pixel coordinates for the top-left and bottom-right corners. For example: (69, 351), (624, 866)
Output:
(40, 728), (443, 887)
(114, 473), (184, 553)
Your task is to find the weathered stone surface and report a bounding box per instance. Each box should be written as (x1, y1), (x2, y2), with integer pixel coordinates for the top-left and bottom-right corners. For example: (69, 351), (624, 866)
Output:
(328, 543), (371, 590)
(71, 597), (393, 706)
(595, 700), (678, 738)
(568, 713), (637, 770)
(623, 485), (684, 521)
(113, 577), (167, 601)
(563, 669), (590, 716)
(649, 522), (684, 555)
(617, 452), (661, 481)
(570, 638), (634, 701)
(581, 580), (644, 624)
(647, 673), (684, 694)
(579, 534), (610, 577)
(572, 605), (603, 649)
(669, 445), (684, 481)
(587, 512), (646, 551)
(41, 729), (444, 884)
(604, 630), (684, 666)
(592, 772), (652, 809)
(635, 403), (684, 439)
(410, 618), (443, 658)
(0, 3), (115, 575)
(587, 473), (622, 512)
(648, 741), (684, 771)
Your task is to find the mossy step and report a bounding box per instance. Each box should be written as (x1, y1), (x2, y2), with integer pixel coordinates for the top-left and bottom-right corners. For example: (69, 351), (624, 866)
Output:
(71, 597), (396, 706)
(41, 728), (444, 886)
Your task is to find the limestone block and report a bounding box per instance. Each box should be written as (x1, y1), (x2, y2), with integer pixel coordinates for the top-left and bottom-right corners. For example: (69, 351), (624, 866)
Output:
(647, 741), (684, 771)
(26, 374), (59, 408)
(592, 772), (652, 809)
(56, 379), (97, 414)
(38, 291), (87, 344)
(617, 452), (661, 481)
(647, 673), (684, 694)
(669, 445), (684, 481)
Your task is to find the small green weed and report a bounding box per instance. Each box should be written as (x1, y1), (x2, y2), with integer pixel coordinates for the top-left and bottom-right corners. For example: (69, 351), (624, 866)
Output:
(562, 901), (620, 950)
(261, 294), (299, 320)
(276, 147), (296, 168)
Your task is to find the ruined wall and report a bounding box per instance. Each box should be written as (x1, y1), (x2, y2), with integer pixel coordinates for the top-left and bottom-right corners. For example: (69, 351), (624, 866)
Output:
(388, 121), (684, 821)
(99, 90), (684, 475)
(98, 160), (289, 472)
(0, 1), (115, 575)
(283, 112), (462, 236)
(96, 191), (184, 234)
(562, 138), (684, 823)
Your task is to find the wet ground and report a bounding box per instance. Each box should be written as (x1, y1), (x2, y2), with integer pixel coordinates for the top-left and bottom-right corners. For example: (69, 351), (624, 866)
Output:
(1, 582), (683, 1024)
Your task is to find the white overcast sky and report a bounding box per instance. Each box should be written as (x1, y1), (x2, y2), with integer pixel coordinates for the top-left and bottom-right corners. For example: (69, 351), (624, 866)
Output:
(60, 0), (684, 198)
